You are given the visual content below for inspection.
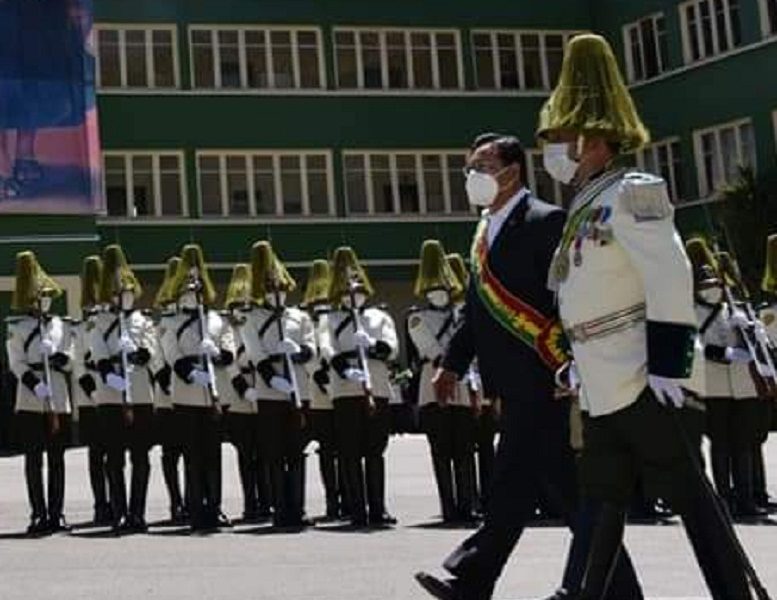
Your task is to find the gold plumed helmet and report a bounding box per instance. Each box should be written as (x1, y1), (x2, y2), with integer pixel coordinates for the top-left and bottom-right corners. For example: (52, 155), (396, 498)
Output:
(446, 253), (469, 303)
(684, 238), (719, 289)
(250, 241), (296, 300)
(715, 251), (743, 291)
(303, 259), (332, 306)
(99, 244), (142, 303)
(329, 246), (374, 303)
(170, 244), (217, 305)
(414, 240), (462, 299)
(762, 234), (777, 294)
(80, 255), (103, 309)
(154, 256), (182, 308)
(536, 34), (650, 152)
(225, 263), (253, 309)
(11, 251), (63, 312)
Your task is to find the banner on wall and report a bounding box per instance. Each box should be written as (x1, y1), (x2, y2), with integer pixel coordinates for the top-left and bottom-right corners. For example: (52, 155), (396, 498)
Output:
(0, 0), (102, 214)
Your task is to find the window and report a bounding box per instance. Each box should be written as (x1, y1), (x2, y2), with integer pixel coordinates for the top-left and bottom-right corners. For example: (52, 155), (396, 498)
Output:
(693, 120), (756, 197)
(103, 152), (186, 217)
(189, 26), (324, 89)
(471, 30), (579, 91)
(196, 151), (333, 217)
(760, 0), (777, 35)
(680, 0), (742, 63)
(634, 139), (685, 203)
(624, 14), (670, 82)
(334, 28), (463, 90)
(343, 151), (471, 215)
(96, 25), (178, 89)
(526, 152), (575, 208)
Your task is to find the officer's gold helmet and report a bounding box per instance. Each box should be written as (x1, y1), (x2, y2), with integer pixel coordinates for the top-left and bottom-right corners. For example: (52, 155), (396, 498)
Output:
(762, 234), (777, 294)
(80, 255), (103, 309)
(11, 251), (63, 311)
(225, 263), (253, 309)
(413, 240), (462, 299)
(250, 241), (296, 301)
(328, 246), (374, 303)
(685, 237), (719, 290)
(99, 244), (142, 304)
(303, 259), (331, 307)
(446, 253), (470, 303)
(154, 256), (182, 309)
(170, 244), (218, 305)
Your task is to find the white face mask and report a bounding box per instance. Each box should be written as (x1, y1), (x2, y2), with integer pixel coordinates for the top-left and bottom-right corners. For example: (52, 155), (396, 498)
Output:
(699, 287), (723, 304)
(179, 291), (197, 310)
(120, 290), (135, 311)
(426, 289), (450, 308)
(266, 291), (287, 308)
(465, 171), (500, 207)
(39, 296), (52, 314)
(543, 143), (579, 184)
(342, 292), (367, 309)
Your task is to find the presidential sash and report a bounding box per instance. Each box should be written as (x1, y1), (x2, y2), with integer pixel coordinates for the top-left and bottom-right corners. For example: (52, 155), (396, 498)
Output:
(470, 219), (569, 371)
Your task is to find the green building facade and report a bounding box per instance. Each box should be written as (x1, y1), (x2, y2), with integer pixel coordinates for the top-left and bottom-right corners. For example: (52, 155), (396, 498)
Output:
(2, 0), (777, 315)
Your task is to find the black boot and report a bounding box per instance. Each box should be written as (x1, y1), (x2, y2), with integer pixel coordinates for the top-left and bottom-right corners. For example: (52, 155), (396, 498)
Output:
(476, 439), (495, 516)
(431, 453), (456, 522)
(284, 457), (310, 528)
(337, 456), (352, 519)
(46, 449), (69, 532)
(710, 447), (732, 504)
(319, 451), (341, 520)
(88, 446), (111, 524)
(577, 503), (627, 600)
(106, 458), (128, 532)
(269, 462), (288, 527)
(366, 456), (396, 526)
(342, 457), (367, 527)
(128, 454), (151, 532)
(237, 450), (258, 522)
(752, 445), (777, 512)
(161, 446), (184, 523)
(25, 452), (48, 536)
(453, 454), (478, 523)
(256, 456), (274, 519)
(731, 450), (766, 519)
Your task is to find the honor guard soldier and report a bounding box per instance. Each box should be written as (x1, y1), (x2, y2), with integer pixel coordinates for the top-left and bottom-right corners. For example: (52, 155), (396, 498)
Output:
(240, 242), (314, 529)
(447, 251), (495, 515)
(321, 246), (399, 528)
(537, 34), (756, 599)
(408, 240), (477, 523)
(7, 251), (73, 535)
(161, 244), (232, 532)
(72, 255), (111, 525)
(91, 245), (162, 533)
(303, 258), (346, 521)
(757, 234), (777, 511)
(153, 256), (188, 524)
(220, 263), (266, 523)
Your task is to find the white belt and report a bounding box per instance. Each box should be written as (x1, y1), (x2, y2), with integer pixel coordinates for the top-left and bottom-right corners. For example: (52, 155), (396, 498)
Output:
(564, 303), (646, 344)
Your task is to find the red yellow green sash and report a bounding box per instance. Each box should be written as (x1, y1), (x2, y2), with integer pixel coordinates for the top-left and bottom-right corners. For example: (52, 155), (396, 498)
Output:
(470, 219), (569, 371)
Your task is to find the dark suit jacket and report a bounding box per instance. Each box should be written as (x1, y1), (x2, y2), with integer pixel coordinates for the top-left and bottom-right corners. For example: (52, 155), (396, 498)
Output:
(443, 193), (566, 400)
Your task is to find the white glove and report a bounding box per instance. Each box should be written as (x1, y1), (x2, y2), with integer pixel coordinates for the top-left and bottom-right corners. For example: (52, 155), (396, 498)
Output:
(40, 338), (56, 356)
(730, 309), (751, 329)
(269, 376), (293, 395)
(244, 388), (261, 403)
(277, 338), (301, 356)
(33, 381), (51, 400)
(724, 347), (752, 364)
(199, 338), (220, 358)
(354, 330), (374, 349)
(118, 335), (137, 354)
(754, 321), (771, 346)
(106, 373), (127, 393)
(343, 368), (366, 383)
(648, 374), (685, 408)
(190, 369), (213, 388)
(555, 361), (581, 392)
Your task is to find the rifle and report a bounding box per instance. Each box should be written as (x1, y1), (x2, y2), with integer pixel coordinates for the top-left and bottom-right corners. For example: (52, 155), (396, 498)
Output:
(346, 268), (376, 413)
(271, 273), (302, 411)
(37, 302), (60, 435)
(189, 271), (221, 412)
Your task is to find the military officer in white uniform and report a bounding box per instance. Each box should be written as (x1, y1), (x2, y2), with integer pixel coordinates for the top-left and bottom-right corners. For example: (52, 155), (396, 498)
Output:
(6, 251), (73, 535)
(72, 255), (112, 525)
(303, 258), (347, 521)
(239, 241), (315, 529)
(408, 240), (477, 523)
(320, 246), (399, 528)
(757, 234), (777, 511)
(90, 245), (163, 533)
(161, 244), (233, 532)
(536, 34), (755, 600)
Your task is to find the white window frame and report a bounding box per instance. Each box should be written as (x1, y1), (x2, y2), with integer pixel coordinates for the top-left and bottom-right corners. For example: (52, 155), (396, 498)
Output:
(693, 118), (756, 198)
(622, 13), (668, 82)
(679, 0), (741, 64)
(469, 29), (579, 91)
(333, 27), (464, 90)
(187, 25), (326, 90)
(102, 150), (188, 218)
(634, 138), (684, 202)
(342, 150), (472, 216)
(195, 150), (335, 217)
(759, 0), (777, 36)
(95, 24), (180, 89)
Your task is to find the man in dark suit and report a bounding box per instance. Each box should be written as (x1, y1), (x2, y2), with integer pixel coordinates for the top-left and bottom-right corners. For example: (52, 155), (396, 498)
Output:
(415, 134), (642, 600)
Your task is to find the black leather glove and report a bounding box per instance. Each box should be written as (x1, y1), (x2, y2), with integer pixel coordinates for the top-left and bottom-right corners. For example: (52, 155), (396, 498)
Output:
(78, 374), (96, 398)
(128, 347), (151, 367)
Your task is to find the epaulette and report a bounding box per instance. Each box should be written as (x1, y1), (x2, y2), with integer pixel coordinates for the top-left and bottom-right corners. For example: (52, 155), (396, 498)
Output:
(376, 303), (390, 311)
(619, 171), (672, 221)
(141, 309), (154, 317)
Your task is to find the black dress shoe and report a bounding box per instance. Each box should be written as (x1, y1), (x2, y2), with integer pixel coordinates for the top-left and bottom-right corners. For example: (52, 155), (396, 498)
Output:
(215, 512), (232, 528)
(369, 511), (397, 526)
(48, 515), (71, 533)
(414, 572), (460, 600)
(125, 515), (148, 533)
(26, 515), (49, 536)
(93, 504), (113, 526)
(536, 589), (574, 600)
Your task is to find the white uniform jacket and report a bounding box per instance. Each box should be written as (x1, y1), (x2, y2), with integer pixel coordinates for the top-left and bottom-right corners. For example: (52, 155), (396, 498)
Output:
(217, 314), (257, 415)
(309, 307), (334, 410)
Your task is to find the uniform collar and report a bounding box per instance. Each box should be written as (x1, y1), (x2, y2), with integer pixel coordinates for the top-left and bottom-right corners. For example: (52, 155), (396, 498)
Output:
(482, 187), (529, 221)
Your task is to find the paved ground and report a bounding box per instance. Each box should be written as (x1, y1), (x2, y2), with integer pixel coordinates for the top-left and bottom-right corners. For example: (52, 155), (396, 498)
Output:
(1, 434), (776, 600)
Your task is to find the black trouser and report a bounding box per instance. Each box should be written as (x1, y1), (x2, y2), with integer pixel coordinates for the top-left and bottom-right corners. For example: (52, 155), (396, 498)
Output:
(175, 404), (223, 529)
(310, 408), (344, 516)
(333, 396), (391, 523)
(580, 389), (752, 600)
(442, 393), (640, 600)
(16, 411), (70, 521)
(79, 406), (109, 515)
(256, 400), (306, 525)
(156, 408), (186, 516)
(227, 411), (262, 517)
(420, 404), (477, 521)
(100, 404), (154, 522)
(475, 405), (497, 514)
